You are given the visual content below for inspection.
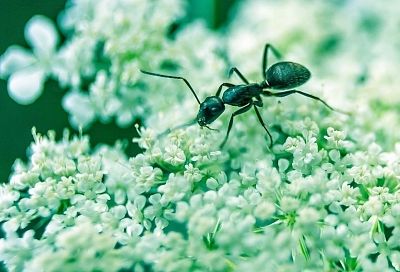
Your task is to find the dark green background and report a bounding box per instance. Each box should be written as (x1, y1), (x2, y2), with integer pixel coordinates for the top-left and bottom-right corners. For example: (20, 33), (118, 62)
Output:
(0, 0), (236, 183)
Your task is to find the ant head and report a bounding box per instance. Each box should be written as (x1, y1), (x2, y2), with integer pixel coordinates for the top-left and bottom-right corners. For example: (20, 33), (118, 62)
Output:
(197, 96), (225, 126)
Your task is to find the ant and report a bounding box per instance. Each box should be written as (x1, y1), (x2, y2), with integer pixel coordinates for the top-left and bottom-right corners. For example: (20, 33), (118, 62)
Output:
(141, 43), (343, 148)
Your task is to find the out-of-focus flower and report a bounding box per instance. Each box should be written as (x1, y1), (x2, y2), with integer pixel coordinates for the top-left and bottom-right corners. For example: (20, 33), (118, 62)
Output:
(1, 0), (226, 130)
(0, 16), (59, 104)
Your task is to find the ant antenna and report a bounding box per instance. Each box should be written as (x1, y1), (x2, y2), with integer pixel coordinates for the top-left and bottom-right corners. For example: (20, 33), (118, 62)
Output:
(140, 70), (201, 105)
(158, 118), (197, 138)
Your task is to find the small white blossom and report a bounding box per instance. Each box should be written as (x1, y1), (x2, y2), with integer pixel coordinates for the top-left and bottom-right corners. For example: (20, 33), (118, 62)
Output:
(254, 201), (275, 220)
(0, 16), (58, 104)
(163, 145), (186, 166)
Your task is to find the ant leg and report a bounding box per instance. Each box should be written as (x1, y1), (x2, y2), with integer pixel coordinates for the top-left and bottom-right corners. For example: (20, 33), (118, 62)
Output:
(220, 103), (253, 148)
(254, 96), (263, 107)
(216, 83), (235, 97)
(140, 70), (201, 105)
(253, 105), (273, 147)
(228, 67), (249, 84)
(266, 89), (347, 114)
(262, 43), (282, 79)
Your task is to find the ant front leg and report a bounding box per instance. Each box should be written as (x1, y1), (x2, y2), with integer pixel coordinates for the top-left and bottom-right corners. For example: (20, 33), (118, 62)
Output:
(267, 89), (347, 114)
(228, 67), (249, 84)
(216, 83), (235, 97)
(262, 43), (282, 79)
(220, 103), (253, 148)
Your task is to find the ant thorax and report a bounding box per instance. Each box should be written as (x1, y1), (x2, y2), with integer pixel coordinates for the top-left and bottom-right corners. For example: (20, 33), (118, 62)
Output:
(222, 84), (262, 106)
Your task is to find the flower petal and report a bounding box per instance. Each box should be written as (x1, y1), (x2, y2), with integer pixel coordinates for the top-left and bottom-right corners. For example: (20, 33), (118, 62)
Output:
(0, 46), (36, 78)
(8, 66), (46, 105)
(25, 15), (59, 54)
(62, 92), (96, 129)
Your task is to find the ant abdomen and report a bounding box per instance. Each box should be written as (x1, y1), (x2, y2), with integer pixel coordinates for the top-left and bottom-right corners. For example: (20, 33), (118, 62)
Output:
(266, 61), (311, 90)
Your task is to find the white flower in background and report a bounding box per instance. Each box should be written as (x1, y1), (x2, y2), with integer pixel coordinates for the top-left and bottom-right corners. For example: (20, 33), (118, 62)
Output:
(1, 0), (226, 130)
(62, 90), (97, 129)
(5, 0), (225, 131)
(0, 16), (58, 104)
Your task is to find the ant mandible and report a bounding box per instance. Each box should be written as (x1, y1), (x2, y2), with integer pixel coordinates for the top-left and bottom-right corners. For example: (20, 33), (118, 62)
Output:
(141, 43), (342, 148)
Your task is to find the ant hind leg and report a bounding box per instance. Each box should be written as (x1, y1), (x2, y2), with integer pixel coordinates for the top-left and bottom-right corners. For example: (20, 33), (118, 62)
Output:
(228, 67), (249, 84)
(262, 44), (282, 79)
(267, 89), (348, 114)
(216, 83), (235, 97)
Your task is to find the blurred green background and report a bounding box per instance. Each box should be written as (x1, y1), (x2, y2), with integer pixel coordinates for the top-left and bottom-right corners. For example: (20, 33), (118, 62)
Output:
(0, 0), (236, 183)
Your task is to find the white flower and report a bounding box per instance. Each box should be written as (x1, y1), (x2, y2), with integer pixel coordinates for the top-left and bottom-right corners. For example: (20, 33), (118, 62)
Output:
(390, 251), (400, 271)
(339, 182), (360, 206)
(183, 163), (202, 183)
(0, 230), (40, 272)
(325, 127), (351, 149)
(159, 174), (191, 205)
(254, 201), (275, 220)
(163, 145), (186, 166)
(62, 91), (96, 129)
(297, 207), (321, 226)
(279, 196), (300, 213)
(0, 16), (58, 104)
(363, 196), (384, 217)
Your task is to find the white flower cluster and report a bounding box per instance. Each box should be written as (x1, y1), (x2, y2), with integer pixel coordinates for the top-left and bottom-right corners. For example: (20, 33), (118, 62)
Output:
(0, 0), (225, 128)
(2, 121), (400, 271)
(1, 0), (400, 271)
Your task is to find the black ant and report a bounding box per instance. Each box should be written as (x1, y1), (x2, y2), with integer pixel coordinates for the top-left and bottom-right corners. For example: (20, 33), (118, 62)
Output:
(141, 44), (343, 148)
